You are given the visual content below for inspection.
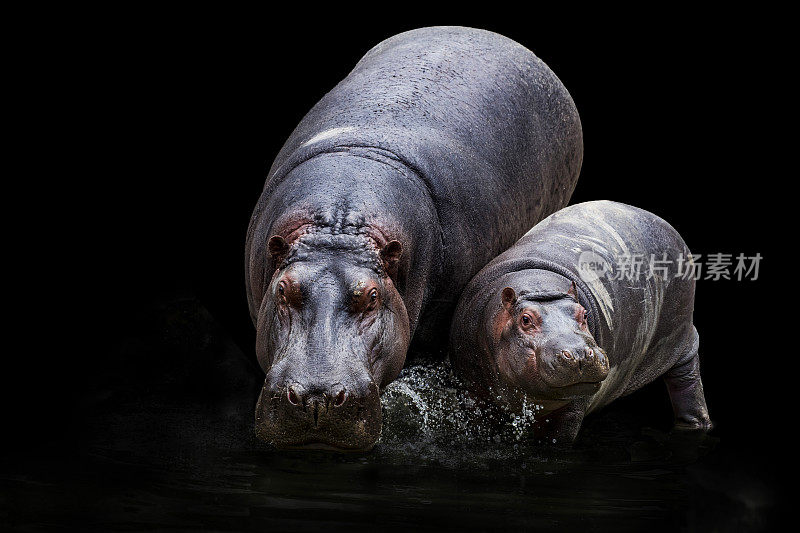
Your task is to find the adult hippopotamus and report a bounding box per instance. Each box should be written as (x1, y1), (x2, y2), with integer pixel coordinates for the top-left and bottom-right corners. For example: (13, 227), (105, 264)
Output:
(245, 26), (583, 450)
(449, 200), (712, 442)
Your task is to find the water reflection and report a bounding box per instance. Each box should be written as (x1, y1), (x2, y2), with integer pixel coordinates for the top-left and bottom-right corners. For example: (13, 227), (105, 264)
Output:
(0, 297), (773, 531)
(1, 361), (729, 531)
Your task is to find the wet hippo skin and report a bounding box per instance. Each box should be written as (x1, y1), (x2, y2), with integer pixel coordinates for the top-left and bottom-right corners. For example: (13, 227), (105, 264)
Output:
(245, 27), (583, 450)
(449, 201), (712, 442)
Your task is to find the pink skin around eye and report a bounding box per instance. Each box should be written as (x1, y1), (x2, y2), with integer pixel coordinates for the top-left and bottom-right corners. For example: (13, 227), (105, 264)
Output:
(276, 277), (301, 307)
(519, 309), (541, 332)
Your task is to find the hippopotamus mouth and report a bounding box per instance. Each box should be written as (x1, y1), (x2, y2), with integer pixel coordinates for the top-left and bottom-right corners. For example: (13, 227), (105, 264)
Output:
(258, 428), (379, 453)
(255, 382), (382, 452)
(266, 435), (377, 453)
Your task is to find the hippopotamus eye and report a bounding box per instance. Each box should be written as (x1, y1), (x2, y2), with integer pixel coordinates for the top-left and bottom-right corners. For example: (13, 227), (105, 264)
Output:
(369, 288), (378, 302)
(277, 281), (287, 298)
(519, 312), (539, 331)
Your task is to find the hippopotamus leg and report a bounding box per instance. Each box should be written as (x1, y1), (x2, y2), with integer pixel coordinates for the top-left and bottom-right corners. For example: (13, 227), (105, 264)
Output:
(535, 398), (589, 443)
(663, 330), (712, 431)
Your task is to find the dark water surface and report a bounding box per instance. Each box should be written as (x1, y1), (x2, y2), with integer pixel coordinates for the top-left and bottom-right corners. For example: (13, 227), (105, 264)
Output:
(1, 297), (777, 531)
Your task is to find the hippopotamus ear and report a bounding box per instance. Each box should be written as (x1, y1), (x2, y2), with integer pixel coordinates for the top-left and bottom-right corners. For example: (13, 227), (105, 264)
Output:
(567, 281), (579, 302)
(501, 287), (517, 312)
(268, 235), (290, 263)
(380, 240), (403, 277)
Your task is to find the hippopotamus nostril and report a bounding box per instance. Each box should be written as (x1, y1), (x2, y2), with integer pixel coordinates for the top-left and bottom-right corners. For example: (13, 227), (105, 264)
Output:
(561, 350), (573, 359)
(333, 388), (347, 408)
(287, 386), (302, 406)
(585, 348), (594, 359)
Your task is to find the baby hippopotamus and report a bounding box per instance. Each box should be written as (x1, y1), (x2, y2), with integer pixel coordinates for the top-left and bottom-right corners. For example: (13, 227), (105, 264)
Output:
(449, 201), (712, 442)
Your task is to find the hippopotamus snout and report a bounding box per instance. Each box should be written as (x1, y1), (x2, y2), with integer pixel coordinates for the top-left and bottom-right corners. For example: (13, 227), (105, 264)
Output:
(544, 345), (610, 388)
(256, 367), (382, 451)
(285, 382), (348, 419)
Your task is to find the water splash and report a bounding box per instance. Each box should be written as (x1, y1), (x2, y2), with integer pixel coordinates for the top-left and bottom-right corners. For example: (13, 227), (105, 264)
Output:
(377, 359), (547, 466)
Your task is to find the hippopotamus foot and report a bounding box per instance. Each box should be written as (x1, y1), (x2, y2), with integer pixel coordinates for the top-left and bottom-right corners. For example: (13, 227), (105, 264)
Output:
(664, 335), (712, 432)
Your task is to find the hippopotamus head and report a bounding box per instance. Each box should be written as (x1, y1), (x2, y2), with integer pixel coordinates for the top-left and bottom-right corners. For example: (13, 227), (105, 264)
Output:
(486, 272), (609, 405)
(254, 229), (409, 451)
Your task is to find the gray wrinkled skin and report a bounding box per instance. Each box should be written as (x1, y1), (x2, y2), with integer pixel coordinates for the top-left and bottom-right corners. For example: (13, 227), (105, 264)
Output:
(450, 201), (712, 442)
(245, 27), (583, 450)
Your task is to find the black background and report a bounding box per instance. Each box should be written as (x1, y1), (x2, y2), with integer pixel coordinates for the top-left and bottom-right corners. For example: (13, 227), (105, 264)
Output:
(8, 8), (786, 501)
